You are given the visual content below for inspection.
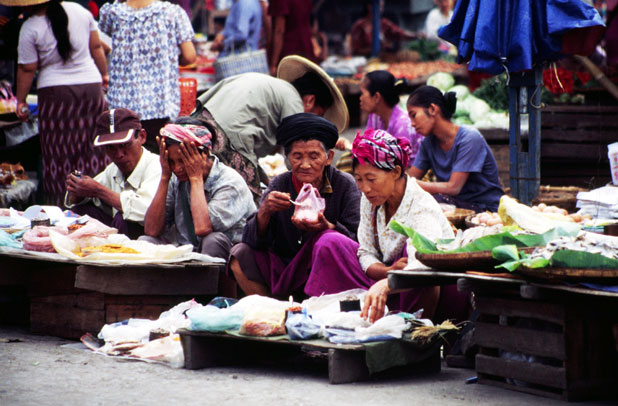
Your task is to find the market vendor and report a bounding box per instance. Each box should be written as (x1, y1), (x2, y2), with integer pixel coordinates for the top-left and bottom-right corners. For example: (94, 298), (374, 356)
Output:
(64, 108), (161, 239)
(191, 55), (349, 199)
(360, 70), (422, 161)
(407, 85), (504, 212)
(140, 119), (255, 260)
(229, 113), (361, 299)
(308, 129), (469, 323)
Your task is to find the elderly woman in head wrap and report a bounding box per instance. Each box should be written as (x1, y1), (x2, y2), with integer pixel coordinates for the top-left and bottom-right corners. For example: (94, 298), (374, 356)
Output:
(309, 129), (469, 323)
(229, 113), (361, 299)
(140, 118), (256, 262)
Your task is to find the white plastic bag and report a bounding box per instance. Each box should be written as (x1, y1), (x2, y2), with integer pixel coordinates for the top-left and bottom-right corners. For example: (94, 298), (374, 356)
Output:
(293, 183), (325, 222)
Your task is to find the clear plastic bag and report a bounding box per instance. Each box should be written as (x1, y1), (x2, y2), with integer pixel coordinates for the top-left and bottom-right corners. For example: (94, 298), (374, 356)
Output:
(293, 183), (325, 222)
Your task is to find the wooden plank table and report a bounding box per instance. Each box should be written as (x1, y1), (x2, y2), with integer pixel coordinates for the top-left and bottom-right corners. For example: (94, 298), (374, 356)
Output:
(387, 268), (618, 401)
(0, 248), (224, 339)
(178, 329), (442, 384)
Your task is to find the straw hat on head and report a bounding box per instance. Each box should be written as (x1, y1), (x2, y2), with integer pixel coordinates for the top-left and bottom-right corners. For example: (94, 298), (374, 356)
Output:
(0, 0), (50, 6)
(277, 55), (349, 134)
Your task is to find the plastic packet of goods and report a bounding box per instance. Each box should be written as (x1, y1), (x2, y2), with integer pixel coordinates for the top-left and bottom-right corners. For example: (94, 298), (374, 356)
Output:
(293, 183), (325, 222)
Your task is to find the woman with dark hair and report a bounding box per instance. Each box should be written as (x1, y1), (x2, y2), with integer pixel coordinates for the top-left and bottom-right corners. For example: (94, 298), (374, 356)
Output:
(307, 129), (468, 324)
(360, 70), (422, 163)
(10, 0), (109, 206)
(407, 85), (504, 212)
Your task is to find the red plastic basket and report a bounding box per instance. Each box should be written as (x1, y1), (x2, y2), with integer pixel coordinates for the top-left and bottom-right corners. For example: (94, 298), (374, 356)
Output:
(179, 77), (197, 116)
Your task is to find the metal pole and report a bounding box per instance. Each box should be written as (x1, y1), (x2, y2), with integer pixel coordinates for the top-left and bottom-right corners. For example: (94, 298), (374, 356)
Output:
(508, 67), (542, 205)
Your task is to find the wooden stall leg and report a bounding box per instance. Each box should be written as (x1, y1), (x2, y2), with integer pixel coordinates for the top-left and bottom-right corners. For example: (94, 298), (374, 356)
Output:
(328, 349), (370, 384)
(181, 335), (230, 370)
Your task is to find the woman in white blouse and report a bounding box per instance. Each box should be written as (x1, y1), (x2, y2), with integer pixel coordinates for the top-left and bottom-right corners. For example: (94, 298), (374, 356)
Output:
(352, 129), (469, 323)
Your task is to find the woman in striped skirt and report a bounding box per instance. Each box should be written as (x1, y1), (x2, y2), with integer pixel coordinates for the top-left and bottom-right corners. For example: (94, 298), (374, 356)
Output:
(13, 0), (109, 206)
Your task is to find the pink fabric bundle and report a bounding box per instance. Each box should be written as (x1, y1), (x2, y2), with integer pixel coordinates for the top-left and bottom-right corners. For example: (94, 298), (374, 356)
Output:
(293, 183), (325, 222)
(352, 128), (412, 170)
(22, 226), (69, 252)
(159, 124), (212, 149)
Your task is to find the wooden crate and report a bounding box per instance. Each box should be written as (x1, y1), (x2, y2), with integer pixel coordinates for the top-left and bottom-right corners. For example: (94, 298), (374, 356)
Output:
(473, 295), (618, 401)
(539, 105), (617, 188)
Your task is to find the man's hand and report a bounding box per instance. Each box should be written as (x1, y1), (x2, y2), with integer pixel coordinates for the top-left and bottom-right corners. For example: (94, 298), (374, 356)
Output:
(291, 212), (333, 232)
(65, 173), (100, 199)
(335, 137), (352, 151)
(180, 142), (210, 181)
(360, 279), (390, 323)
(211, 33), (224, 52)
(157, 136), (172, 180)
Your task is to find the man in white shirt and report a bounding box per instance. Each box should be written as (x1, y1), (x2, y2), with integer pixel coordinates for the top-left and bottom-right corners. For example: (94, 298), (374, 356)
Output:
(64, 108), (161, 239)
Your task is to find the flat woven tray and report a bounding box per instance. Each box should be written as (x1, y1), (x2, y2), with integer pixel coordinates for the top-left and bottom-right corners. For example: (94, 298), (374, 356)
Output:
(516, 266), (618, 281)
(415, 247), (536, 272)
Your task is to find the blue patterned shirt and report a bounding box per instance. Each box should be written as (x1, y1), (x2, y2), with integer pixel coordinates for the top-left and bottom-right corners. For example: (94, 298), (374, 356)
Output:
(165, 157), (256, 248)
(99, 1), (194, 120)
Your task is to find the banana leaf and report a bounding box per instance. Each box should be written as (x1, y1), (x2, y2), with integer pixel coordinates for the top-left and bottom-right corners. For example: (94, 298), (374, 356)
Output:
(495, 248), (618, 272)
(551, 250), (618, 269)
(389, 221), (580, 255)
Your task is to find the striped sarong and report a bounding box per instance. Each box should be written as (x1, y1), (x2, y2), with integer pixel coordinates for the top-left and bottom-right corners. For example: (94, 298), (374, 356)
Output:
(38, 83), (109, 207)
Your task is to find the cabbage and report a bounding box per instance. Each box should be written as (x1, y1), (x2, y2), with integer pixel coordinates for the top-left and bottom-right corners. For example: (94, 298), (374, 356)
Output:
(447, 84), (470, 101)
(487, 111), (509, 129)
(453, 116), (472, 125)
(426, 72), (455, 93)
(468, 97), (491, 123)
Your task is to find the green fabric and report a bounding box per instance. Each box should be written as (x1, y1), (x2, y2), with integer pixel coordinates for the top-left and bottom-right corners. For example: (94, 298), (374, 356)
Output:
(363, 337), (442, 375)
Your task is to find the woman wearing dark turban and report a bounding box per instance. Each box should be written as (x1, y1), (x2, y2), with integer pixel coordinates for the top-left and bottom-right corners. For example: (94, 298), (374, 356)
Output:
(308, 128), (469, 324)
(229, 113), (362, 299)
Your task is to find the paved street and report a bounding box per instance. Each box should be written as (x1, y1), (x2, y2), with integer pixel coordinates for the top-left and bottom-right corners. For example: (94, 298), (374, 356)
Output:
(1, 326), (614, 406)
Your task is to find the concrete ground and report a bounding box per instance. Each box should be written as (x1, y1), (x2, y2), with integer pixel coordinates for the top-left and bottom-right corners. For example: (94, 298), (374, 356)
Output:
(1, 326), (614, 406)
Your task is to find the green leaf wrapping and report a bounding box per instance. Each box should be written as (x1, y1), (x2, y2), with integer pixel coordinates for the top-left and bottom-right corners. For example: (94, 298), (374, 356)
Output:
(389, 221), (579, 255)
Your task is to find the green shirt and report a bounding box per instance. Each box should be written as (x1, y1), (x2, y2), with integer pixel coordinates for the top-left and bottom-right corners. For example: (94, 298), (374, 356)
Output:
(197, 73), (304, 166)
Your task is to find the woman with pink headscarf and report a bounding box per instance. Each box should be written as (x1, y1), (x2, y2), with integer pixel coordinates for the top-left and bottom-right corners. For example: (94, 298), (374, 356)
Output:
(307, 128), (469, 324)
(141, 118), (255, 262)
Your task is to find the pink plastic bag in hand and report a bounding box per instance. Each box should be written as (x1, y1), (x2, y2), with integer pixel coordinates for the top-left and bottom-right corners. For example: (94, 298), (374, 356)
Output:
(293, 183), (325, 222)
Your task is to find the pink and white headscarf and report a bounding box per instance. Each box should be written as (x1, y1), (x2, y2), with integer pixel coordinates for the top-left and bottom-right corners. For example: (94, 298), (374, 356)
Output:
(159, 124), (213, 149)
(352, 128), (412, 170)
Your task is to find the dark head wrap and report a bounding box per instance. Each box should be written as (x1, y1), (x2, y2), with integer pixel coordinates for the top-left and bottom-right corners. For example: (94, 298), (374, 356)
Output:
(275, 113), (338, 150)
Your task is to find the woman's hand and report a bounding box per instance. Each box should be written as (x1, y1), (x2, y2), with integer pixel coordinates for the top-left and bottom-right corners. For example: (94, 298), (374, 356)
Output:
(361, 279), (390, 323)
(101, 74), (109, 92)
(291, 212), (333, 232)
(16, 102), (29, 121)
(260, 191), (291, 216)
(157, 136), (172, 180)
(180, 142), (210, 181)
(389, 257), (408, 271)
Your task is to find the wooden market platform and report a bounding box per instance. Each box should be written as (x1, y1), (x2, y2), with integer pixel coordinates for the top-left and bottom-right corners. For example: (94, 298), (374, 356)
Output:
(388, 269), (618, 401)
(0, 248), (225, 340)
(178, 329), (442, 384)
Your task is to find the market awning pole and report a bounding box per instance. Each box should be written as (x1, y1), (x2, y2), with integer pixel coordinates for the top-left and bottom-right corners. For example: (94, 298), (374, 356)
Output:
(371, 0), (381, 57)
(508, 66), (542, 205)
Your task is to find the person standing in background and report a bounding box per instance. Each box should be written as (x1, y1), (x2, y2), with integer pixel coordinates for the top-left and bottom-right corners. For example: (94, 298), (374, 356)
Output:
(98, 0), (196, 153)
(211, 0), (262, 56)
(268, 0), (314, 75)
(350, 0), (416, 56)
(424, 0), (454, 47)
(10, 0), (109, 207)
